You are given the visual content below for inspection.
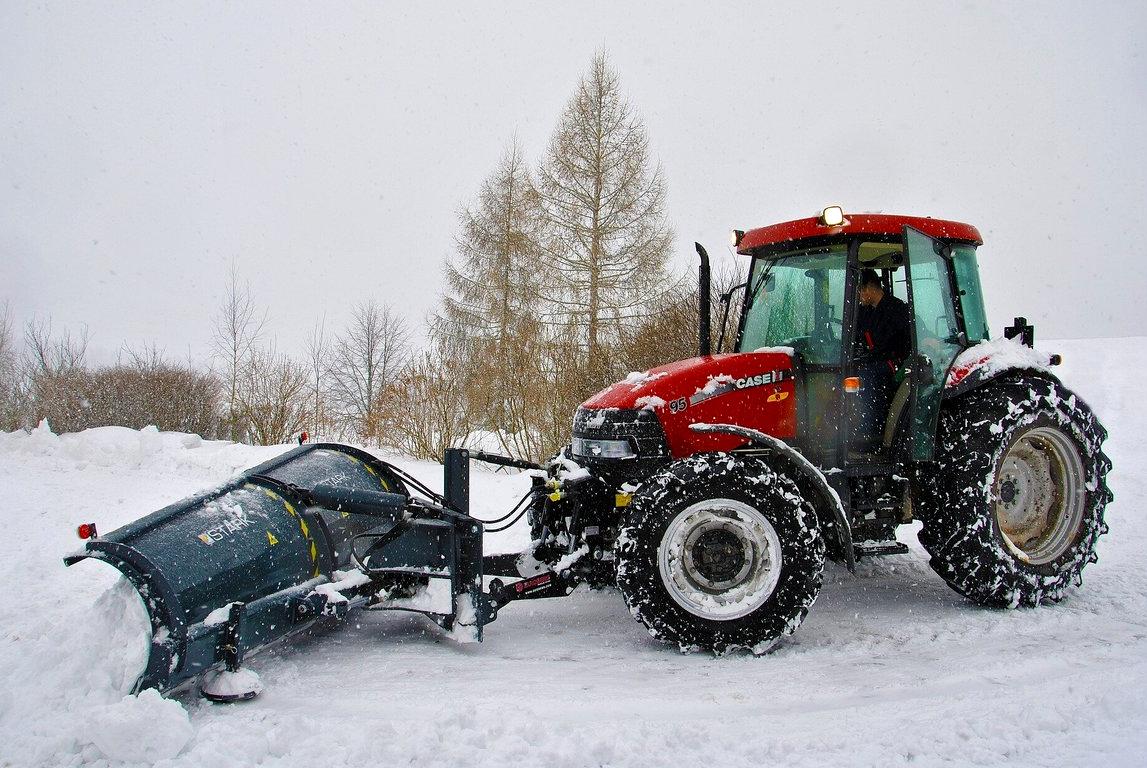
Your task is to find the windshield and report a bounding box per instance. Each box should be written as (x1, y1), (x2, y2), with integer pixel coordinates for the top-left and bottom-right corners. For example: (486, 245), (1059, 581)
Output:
(738, 244), (847, 365)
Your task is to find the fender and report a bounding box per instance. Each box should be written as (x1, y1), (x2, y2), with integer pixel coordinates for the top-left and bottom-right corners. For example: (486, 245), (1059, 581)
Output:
(689, 423), (855, 572)
(943, 337), (1058, 400)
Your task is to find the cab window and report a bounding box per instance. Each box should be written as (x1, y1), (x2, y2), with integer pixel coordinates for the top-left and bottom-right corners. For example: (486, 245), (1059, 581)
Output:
(739, 244), (847, 365)
(951, 245), (990, 342)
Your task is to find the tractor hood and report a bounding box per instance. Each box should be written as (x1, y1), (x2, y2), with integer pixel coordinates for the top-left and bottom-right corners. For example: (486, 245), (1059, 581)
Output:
(581, 350), (797, 458)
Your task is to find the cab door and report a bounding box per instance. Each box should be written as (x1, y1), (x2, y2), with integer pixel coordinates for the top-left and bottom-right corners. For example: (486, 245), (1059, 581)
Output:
(902, 226), (964, 461)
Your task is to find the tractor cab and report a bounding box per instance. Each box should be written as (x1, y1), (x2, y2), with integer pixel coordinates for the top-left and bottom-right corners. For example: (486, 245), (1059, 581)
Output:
(735, 208), (987, 467)
(733, 208), (989, 534)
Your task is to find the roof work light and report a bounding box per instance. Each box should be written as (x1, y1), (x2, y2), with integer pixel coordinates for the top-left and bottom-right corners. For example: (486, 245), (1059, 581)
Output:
(819, 205), (845, 227)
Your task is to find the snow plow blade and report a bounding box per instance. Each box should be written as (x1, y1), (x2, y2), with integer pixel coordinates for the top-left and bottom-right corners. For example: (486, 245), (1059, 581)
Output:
(64, 444), (495, 697)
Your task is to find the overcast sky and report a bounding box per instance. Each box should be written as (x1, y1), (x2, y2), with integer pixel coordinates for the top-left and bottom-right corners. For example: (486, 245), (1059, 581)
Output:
(3, 1), (1145, 366)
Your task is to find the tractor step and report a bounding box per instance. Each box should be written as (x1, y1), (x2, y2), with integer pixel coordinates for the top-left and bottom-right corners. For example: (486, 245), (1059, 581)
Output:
(853, 540), (910, 558)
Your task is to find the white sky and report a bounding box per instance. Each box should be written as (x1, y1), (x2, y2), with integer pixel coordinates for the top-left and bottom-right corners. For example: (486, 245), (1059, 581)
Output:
(3, 1), (1145, 366)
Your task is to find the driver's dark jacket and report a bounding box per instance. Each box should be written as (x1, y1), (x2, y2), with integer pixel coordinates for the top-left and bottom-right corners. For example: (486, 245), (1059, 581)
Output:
(857, 294), (911, 369)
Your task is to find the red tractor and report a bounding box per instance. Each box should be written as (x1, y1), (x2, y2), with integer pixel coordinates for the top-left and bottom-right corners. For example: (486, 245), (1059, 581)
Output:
(515, 206), (1112, 654)
(69, 207), (1114, 700)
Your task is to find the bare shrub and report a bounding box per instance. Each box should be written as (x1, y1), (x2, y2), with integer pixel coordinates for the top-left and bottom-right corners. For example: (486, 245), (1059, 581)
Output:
(23, 317), (91, 433)
(21, 328), (221, 436)
(387, 348), (475, 461)
(236, 348), (309, 445)
(88, 356), (221, 436)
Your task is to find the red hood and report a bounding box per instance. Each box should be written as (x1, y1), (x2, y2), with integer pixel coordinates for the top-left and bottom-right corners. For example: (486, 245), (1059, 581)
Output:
(582, 351), (797, 458)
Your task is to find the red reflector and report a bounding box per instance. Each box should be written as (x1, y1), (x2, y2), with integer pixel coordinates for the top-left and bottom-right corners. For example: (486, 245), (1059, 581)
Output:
(77, 523), (97, 540)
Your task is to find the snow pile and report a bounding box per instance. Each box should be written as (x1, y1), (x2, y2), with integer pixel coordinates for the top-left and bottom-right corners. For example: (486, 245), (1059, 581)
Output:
(198, 668), (263, 703)
(85, 688), (193, 762)
(0, 419), (286, 478)
(310, 568), (374, 606)
(0, 575), (159, 763)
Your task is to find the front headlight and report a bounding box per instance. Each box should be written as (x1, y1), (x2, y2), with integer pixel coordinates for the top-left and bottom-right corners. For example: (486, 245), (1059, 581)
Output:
(571, 436), (637, 460)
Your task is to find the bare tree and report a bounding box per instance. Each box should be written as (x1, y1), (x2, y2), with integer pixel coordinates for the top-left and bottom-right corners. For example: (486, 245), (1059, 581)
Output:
(0, 302), (20, 430)
(304, 317), (331, 438)
(536, 51), (676, 381)
(211, 264), (267, 442)
(24, 315), (89, 375)
(327, 301), (410, 444)
(439, 140), (545, 342)
(435, 140), (552, 457)
(237, 347), (309, 445)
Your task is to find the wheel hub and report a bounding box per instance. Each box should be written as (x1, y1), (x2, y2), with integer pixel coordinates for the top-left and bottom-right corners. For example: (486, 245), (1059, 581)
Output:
(994, 426), (1085, 565)
(689, 527), (750, 587)
(658, 499), (783, 620)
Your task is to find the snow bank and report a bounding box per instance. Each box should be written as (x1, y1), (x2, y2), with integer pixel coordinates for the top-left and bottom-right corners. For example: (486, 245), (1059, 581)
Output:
(0, 338), (1144, 767)
(0, 419), (285, 478)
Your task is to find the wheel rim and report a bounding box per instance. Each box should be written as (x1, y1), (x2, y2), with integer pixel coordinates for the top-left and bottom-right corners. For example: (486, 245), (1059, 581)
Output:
(657, 498), (782, 620)
(994, 426), (1086, 565)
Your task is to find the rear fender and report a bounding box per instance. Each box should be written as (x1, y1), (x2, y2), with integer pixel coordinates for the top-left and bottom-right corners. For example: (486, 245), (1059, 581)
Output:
(689, 423), (855, 571)
(944, 338), (1055, 400)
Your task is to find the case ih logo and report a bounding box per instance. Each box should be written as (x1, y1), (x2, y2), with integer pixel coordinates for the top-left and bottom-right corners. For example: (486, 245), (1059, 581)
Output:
(734, 370), (788, 389)
(688, 369), (790, 408)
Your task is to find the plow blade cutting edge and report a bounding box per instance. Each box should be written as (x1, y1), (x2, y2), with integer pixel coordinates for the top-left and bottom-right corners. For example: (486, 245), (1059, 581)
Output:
(64, 444), (495, 698)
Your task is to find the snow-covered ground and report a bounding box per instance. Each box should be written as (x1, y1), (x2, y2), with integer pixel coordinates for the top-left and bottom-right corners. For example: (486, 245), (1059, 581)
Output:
(1, 337), (1144, 767)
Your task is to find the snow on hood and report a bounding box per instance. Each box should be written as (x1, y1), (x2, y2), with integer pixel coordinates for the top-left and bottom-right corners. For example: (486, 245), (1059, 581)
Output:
(622, 370), (668, 389)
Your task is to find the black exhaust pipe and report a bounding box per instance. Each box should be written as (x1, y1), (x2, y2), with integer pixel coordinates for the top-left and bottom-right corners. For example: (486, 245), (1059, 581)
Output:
(696, 242), (711, 356)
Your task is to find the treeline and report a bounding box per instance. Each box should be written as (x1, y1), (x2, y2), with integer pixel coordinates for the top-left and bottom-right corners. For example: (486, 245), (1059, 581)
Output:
(0, 54), (742, 462)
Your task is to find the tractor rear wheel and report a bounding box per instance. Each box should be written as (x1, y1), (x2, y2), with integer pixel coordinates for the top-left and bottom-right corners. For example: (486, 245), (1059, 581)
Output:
(616, 454), (825, 654)
(916, 373), (1112, 607)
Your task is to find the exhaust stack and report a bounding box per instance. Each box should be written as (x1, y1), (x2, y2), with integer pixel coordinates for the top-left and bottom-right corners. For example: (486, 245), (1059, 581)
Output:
(696, 242), (711, 356)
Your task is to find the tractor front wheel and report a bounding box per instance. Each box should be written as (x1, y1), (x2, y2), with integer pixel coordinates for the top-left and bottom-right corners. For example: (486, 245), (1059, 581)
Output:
(616, 454), (824, 654)
(917, 373), (1112, 607)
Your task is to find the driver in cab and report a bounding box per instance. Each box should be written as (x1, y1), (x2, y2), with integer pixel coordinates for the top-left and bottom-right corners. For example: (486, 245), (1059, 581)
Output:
(854, 269), (911, 449)
(857, 269), (910, 369)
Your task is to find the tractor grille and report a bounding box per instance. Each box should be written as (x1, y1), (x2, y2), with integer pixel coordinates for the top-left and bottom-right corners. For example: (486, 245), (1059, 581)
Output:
(572, 407), (671, 486)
